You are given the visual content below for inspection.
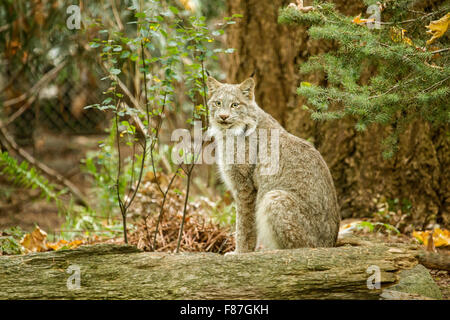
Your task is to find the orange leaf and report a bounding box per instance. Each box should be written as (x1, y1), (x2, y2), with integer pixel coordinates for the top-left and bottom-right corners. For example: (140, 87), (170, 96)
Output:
(413, 228), (450, 247)
(352, 14), (375, 25)
(47, 239), (84, 251)
(352, 14), (363, 24)
(20, 226), (48, 252)
(68, 239), (83, 249)
(426, 13), (450, 45)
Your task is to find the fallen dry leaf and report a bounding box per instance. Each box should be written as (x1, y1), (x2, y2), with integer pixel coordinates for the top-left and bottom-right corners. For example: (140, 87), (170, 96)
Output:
(352, 13), (375, 26)
(413, 228), (450, 248)
(47, 239), (84, 251)
(129, 171), (235, 253)
(20, 226), (48, 253)
(426, 12), (450, 45)
(390, 27), (413, 46)
(20, 226), (85, 253)
(46, 239), (67, 251)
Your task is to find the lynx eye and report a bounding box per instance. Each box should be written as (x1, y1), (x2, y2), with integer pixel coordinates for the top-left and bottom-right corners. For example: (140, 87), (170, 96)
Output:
(215, 101), (222, 107)
(231, 102), (239, 108)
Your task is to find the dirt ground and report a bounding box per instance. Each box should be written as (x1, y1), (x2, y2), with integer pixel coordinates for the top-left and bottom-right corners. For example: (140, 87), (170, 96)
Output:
(0, 132), (105, 232)
(430, 270), (450, 300)
(0, 186), (62, 232)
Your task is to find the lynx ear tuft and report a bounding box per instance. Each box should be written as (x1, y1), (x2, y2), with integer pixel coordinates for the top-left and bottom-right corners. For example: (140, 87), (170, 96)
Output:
(239, 78), (255, 100)
(206, 76), (222, 95)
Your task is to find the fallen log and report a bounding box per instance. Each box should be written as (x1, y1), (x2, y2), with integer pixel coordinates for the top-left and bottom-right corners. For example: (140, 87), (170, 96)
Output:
(0, 239), (443, 300)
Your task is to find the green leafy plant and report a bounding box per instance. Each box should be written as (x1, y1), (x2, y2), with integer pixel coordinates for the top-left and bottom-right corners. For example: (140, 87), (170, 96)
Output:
(85, 0), (238, 246)
(356, 221), (400, 234)
(0, 151), (66, 206)
(0, 226), (25, 255)
(81, 120), (136, 221)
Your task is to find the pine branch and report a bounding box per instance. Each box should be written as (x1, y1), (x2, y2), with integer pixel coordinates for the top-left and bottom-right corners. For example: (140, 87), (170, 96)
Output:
(279, 0), (450, 156)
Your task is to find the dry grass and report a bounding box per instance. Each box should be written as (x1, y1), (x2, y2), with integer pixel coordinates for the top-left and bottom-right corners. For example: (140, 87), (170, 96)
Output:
(128, 171), (235, 253)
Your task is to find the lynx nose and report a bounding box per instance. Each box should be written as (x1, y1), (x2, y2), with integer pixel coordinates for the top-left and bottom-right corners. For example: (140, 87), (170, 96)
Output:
(219, 114), (229, 121)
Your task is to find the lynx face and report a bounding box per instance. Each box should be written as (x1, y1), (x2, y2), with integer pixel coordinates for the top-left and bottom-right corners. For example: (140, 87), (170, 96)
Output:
(206, 77), (257, 136)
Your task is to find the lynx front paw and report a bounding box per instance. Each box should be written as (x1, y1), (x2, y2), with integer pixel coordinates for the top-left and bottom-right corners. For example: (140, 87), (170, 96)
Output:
(224, 251), (238, 257)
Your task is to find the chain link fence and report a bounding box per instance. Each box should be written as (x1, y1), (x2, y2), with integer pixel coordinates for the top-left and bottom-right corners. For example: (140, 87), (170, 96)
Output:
(6, 79), (108, 147)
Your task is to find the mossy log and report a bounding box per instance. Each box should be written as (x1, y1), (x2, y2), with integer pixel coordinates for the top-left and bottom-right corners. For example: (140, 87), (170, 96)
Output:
(0, 239), (442, 300)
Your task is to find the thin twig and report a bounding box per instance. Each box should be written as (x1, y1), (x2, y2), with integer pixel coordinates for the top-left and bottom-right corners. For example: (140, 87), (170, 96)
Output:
(122, 41), (150, 211)
(151, 167), (180, 250)
(201, 59), (209, 128)
(0, 64), (25, 94)
(114, 101), (127, 243)
(148, 63), (172, 195)
(421, 76), (450, 93)
(2, 61), (67, 127)
(125, 141), (137, 203)
(3, 61), (66, 108)
(176, 166), (193, 253)
(368, 76), (416, 100)
(109, 0), (124, 31)
(101, 62), (147, 137)
(429, 48), (450, 54)
(176, 54), (209, 253)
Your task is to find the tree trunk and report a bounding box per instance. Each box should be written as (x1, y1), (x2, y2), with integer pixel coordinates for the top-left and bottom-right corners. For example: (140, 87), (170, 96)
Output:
(225, 0), (450, 228)
(0, 242), (442, 300)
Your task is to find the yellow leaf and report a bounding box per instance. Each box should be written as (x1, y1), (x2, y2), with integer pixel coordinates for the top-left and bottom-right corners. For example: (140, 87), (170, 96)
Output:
(390, 27), (413, 46)
(20, 226), (48, 252)
(46, 243), (58, 250)
(412, 228), (450, 247)
(47, 239), (66, 251)
(433, 228), (450, 247)
(301, 81), (312, 87)
(426, 12), (450, 45)
(412, 230), (427, 244)
(68, 239), (83, 249)
(180, 0), (196, 12)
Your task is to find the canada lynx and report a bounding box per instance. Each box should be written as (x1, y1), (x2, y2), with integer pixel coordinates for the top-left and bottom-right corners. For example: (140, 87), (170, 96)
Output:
(207, 76), (340, 253)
